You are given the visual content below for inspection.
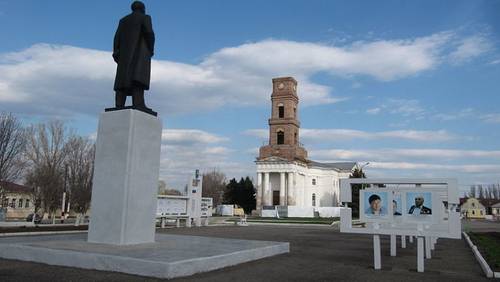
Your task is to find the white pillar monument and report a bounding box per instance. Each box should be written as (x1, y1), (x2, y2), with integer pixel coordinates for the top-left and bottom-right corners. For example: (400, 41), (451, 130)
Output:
(88, 109), (162, 245)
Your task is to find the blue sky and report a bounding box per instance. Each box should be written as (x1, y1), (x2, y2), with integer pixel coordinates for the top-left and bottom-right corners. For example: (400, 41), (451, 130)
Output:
(1, 0), (499, 192)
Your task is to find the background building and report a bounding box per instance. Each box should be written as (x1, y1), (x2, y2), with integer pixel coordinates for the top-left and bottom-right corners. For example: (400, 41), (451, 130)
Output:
(256, 77), (355, 217)
(0, 181), (34, 220)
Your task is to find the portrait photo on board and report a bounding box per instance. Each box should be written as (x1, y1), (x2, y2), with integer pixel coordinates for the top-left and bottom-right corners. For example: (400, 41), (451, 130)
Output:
(392, 191), (402, 216)
(364, 191), (388, 217)
(406, 192), (432, 215)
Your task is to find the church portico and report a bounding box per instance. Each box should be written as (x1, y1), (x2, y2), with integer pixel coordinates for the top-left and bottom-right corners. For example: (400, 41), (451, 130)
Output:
(255, 77), (356, 217)
(256, 161), (298, 209)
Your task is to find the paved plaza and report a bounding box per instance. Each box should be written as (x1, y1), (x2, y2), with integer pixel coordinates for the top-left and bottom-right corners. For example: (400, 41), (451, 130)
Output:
(0, 224), (490, 281)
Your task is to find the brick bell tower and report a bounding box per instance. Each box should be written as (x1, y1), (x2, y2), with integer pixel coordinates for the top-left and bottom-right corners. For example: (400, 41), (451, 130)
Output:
(258, 77), (308, 162)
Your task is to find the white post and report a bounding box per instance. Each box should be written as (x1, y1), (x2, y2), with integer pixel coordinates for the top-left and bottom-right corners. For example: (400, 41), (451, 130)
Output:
(390, 234), (396, 256)
(373, 223), (381, 270)
(61, 191), (66, 223)
(373, 235), (381, 270)
(160, 218), (165, 228)
(425, 236), (432, 259)
(430, 237), (435, 250)
(409, 235), (414, 243)
(66, 201), (70, 219)
(401, 235), (406, 249)
(417, 237), (424, 272)
(176, 218), (180, 228)
(279, 172), (286, 206)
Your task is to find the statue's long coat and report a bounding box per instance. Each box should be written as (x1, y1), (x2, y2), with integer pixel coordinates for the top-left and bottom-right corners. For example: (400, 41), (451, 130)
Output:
(113, 11), (155, 91)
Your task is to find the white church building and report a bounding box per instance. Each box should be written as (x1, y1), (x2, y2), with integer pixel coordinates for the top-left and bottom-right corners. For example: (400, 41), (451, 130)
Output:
(256, 77), (356, 218)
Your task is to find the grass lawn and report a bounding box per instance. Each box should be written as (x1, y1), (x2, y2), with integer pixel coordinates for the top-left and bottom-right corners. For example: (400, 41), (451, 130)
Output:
(469, 232), (500, 272)
(227, 217), (339, 225)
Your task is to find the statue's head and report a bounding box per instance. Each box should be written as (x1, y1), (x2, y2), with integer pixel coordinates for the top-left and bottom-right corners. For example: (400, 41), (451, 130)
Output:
(131, 1), (146, 14)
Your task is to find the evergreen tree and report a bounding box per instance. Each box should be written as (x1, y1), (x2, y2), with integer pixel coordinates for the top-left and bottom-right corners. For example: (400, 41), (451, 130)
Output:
(349, 167), (366, 218)
(223, 177), (256, 214)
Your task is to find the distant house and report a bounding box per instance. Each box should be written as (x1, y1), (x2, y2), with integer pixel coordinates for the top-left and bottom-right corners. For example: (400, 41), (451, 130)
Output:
(478, 199), (500, 216)
(492, 202), (500, 218)
(460, 197), (486, 219)
(0, 181), (34, 219)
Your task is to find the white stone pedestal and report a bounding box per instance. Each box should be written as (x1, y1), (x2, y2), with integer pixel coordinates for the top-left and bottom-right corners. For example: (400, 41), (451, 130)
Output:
(88, 109), (162, 245)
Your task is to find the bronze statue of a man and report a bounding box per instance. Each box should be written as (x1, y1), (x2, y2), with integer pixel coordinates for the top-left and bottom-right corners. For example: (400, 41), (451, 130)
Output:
(113, 1), (155, 111)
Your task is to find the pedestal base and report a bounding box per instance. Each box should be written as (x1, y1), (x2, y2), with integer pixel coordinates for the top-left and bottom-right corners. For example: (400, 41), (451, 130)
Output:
(88, 109), (162, 245)
(0, 233), (289, 279)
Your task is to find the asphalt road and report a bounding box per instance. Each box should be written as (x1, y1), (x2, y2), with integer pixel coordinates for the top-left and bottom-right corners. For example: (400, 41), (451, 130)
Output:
(0, 224), (489, 282)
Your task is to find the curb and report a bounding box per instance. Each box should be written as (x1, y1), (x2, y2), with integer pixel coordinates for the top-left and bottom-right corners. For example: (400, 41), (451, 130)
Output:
(239, 222), (334, 227)
(462, 231), (498, 278)
(0, 230), (87, 237)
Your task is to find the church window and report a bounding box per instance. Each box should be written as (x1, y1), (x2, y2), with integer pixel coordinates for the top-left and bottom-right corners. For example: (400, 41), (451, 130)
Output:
(294, 132), (297, 144)
(278, 104), (284, 118)
(18, 199), (23, 208)
(312, 178), (316, 185)
(480, 210), (483, 215)
(10, 198), (16, 208)
(472, 210), (475, 215)
(25, 199), (30, 208)
(277, 130), (284, 145)
(294, 107), (296, 118)
(312, 193), (316, 206)
(1, 198), (8, 208)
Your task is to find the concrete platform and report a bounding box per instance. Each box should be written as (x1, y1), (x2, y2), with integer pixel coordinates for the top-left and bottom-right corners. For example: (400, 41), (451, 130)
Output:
(0, 233), (289, 279)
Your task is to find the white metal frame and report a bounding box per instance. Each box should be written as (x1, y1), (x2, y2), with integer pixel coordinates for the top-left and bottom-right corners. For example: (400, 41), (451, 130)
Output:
(340, 178), (461, 272)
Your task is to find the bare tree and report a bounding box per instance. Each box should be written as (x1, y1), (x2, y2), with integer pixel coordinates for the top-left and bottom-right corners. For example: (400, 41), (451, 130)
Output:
(25, 121), (69, 224)
(24, 170), (44, 222)
(65, 136), (95, 226)
(158, 180), (182, 196)
(0, 112), (27, 183)
(478, 185), (485, 199)
(469, 185), (476, 198)
(202, 169), (226, 207)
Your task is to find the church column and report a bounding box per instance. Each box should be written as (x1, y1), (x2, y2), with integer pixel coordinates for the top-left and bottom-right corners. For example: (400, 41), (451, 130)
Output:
(279, 172), (286, 206)
(256, 172), (262, 210)
(263, 172), (270, 206)
(302, 175), (306, 206)
(287, 172), (295, 206)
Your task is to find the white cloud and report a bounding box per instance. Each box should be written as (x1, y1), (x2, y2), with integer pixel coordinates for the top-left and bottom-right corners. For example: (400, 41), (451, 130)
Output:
(480, 113), (500, 124)
(157, 129), (250, 189)
(242, 129), (267, 139)
(368, 98), (426, 119)
(386, 99), (425, 117)
(309, 148), (500, 161)
(244, 128), (457, 142)
(433, 108), (474, 121)
(0, 29), (491, 118)
(369, 161), (500, 174)
(301, 128), (456, 142)
(449, 34), (492, 64)
(243, 128), (458, 142)
(366, 107), (381, 115)
(161, 129), (228, 144)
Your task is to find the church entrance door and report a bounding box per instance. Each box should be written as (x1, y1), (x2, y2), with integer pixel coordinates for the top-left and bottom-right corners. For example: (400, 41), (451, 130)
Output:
(273, 191), (280, 206)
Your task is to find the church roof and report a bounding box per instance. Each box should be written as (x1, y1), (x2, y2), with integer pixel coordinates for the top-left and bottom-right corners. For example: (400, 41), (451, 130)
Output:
(308, 161), (356, 172)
